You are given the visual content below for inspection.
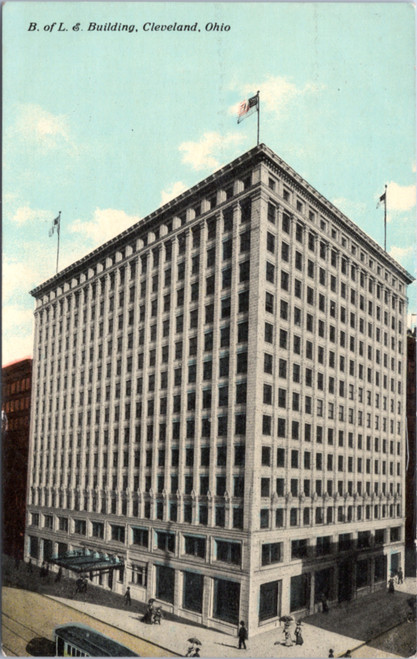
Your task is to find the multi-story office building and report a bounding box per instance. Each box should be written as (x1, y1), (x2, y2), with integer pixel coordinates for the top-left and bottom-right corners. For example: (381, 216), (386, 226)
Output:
(25, 144), (413, 635)
(3, 358), (32, 559)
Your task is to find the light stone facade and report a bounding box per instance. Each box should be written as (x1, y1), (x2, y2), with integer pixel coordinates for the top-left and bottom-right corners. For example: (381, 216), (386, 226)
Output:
(25, 144), (413, 636)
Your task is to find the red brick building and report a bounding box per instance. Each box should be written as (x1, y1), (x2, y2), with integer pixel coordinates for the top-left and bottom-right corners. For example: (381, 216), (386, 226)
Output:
(406, 328), (416, 574)
(2, 358), (32, 559)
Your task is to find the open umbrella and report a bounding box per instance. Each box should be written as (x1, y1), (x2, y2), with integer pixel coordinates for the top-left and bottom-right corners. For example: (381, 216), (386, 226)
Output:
(280, 615), (294, 624)
(187, 638), (202, 645)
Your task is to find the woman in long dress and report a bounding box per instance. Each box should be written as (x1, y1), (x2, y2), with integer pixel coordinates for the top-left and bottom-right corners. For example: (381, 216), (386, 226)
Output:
(284, 630), (293, 647)
(295, 623), (304, 646)
(142, 602), (154, 623)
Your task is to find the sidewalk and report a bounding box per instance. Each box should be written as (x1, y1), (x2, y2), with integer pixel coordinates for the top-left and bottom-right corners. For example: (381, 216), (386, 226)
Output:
(46, 591), (370, 658)
(3, 557), (415, 658)
(46, 582), (416, 658)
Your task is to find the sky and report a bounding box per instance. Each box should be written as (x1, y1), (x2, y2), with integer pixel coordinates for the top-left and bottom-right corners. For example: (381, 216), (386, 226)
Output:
(3, 1), (416, 366)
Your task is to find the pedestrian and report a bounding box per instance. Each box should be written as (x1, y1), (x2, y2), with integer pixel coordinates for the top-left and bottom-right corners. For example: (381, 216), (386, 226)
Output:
(192, 649), (200, 658)
(185, 646), (194, 657)
(328, 650), (334, 658)
(55, 567), (62, 583)
(14, 557), (20, 570)
(142, 601), (154, 624)
(284, 630), (293, 647)
(75, 577), (84, 594)
(397, 567), (404, 584)
(388, 577), (395, 593)
(153, 606), (163, 624)
(124, 586), (132, 606)
(321, 592), (329, 613)
(294, 622), (304, 646)
(343, 651), (352, 658)
(238, 620), (248, 650)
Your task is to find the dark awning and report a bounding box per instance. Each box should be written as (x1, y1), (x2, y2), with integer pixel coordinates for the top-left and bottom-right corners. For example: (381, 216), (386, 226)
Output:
(49, 548), (124, 574)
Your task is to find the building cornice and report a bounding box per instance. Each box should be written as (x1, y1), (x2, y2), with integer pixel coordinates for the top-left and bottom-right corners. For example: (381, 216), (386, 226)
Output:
(30, 143), (414, 298)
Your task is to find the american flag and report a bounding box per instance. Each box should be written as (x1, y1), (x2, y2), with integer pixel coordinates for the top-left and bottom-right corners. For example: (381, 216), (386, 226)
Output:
(49, 212), (61, 237)
(237, 94), (258, 124)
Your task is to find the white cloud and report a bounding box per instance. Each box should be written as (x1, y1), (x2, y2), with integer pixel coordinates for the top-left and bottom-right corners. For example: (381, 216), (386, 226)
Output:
(389, 245), (415, 263)
(332, 197), (366, 218)
(11, 205), (51, 226)
(229, 75), (323, 118)
(385, 182), (416, 213)
(2, 304), (34, 365)
(68, 208), (141, 247)
(10, 104), (71, 152)
(160, 182), (188, 206)
(2, 304), (34, 334)
(2, 259), (41, 302)
(179, 132), (244, 171)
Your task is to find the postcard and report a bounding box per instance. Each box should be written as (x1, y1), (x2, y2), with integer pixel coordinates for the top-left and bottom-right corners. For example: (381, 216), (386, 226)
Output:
(2, 2), (416, 658)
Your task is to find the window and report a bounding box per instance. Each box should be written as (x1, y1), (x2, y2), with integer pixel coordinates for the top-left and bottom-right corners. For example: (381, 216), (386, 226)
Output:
(263, 383), (272, 405)
(216, 540), (241, 565)
(261, 478), (271, 497)
(184, 535), (206, 558)
(291, 450), (299, 468)
(265, 322), (273, 343)
(111, 525), (125, 543)
(240, 261), (250, 282)
(156, 531), (175, 552)
(261, 542), (283, 565)
(260, 509), (270, 528)
(260, 446), (271, 467)
(291, 539), (307, 559)
(266, 262), (275, 283)
(236, 352), (247, 374)
(132, 527), (149, 547)
(264, 353), (273, 374)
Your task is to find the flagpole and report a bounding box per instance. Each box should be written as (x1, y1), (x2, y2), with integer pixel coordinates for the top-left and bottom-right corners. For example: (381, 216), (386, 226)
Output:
(56, 211), (61, 274)
(256, 90), (260, 146)
(383, 184), (387, 251)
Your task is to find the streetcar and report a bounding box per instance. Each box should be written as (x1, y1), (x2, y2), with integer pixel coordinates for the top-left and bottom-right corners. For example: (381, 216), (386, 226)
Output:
(53, 622), (140, 656)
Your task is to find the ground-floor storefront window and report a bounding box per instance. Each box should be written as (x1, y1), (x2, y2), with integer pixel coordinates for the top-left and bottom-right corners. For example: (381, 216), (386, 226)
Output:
(356, 559), (369, 588)
(259, 580), (281, 621)
(390, 552), (400, 575)
(183, 572), (203, 613)
(155, 565), (175, 604)
(213, 578), (240, 624)
(57, 542), (68, 557)
(338, 561), (354, 602)
(314, 567), (333, 601)
(43, 538), (53, 560)
(374, 554), (387, 582)
(28, 535), (39, 559)
(290, 573), (310, 612)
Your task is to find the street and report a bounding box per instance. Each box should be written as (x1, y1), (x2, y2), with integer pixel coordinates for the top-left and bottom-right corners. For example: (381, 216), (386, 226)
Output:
(2, 586), (174, 657)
